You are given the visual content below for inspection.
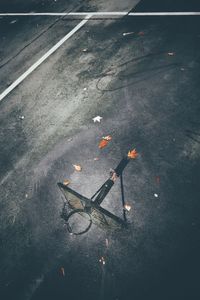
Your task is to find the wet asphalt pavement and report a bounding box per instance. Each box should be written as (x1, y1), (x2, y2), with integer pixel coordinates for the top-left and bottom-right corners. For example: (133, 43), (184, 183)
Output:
(0, 1), (200, 300)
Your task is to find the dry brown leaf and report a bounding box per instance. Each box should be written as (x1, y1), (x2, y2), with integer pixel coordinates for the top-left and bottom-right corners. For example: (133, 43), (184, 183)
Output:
(128, 149), (138, 159)
(63, 179), (70, 186)
(73, 164), (82, 172)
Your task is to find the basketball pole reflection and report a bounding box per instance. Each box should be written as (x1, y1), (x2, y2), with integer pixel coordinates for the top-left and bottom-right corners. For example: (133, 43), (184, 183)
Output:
(58, 149), (138, 235)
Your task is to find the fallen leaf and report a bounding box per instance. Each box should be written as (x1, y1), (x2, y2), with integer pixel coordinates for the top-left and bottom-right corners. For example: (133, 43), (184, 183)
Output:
(60, 267), (65, 276)
(167, 52), (175, 56)
(92, 116), (103, 123)
(128, 149), (138, 159)
(123, 31), (135, 36)
(63, 180), (70, 186)
(156, 176), (160, 184)
(73, 164), (82, 172)
(138, 31), (145, 36)
(99, 139), (109, 149)
(124, 204), (131, 211)
(10, 19), (17, 24)
(98, 135), (112, 149)
(102, 135), (112, 141)
(99, 257), (106, 265)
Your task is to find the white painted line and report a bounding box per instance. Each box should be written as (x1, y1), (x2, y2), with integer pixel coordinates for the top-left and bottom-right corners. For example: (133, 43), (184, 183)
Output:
(68, 12), (128, 16)
(0, 15), (91, 102)
(0, 12), (200, 17)
(0, 12), (128, 16)
(128, 12), (200, 16)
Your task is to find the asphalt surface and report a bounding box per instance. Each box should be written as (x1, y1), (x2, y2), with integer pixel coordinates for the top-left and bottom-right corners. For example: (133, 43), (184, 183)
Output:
(0, 1), (200, 300)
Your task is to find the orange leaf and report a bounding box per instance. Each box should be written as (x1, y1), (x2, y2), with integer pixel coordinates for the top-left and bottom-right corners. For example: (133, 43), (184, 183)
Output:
(98, 135), (112, 149)
(128, 149), (138, 159)
(99, 139), (109, 149)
